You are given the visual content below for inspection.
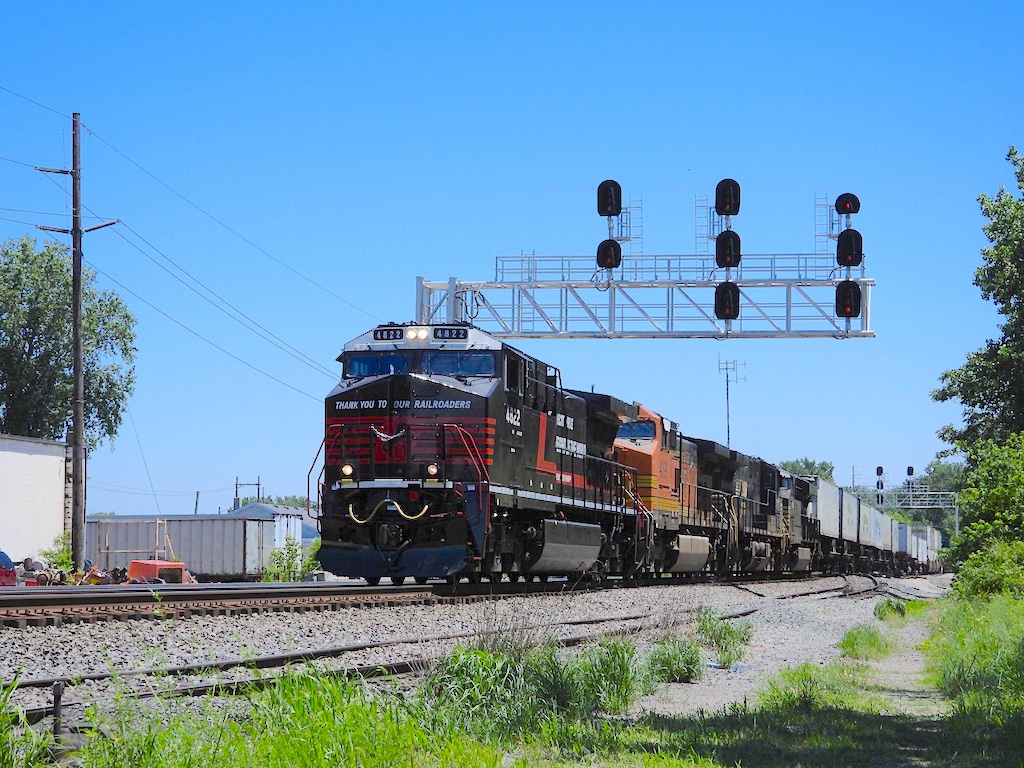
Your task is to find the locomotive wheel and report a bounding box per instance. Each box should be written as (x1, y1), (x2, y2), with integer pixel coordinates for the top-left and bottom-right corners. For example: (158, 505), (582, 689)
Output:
(365, 577), (380, 586)
(390, 576), (406, 586)
(414, 576), (428, 585)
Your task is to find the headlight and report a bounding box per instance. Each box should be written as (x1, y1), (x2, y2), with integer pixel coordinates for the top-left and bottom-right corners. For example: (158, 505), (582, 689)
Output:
(406, 326), (430, 341)
(341, 463), (355, 477)
(426, 462), (439, 477)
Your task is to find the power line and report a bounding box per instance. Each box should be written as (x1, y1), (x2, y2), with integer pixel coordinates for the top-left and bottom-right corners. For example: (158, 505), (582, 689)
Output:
(114, 221), (337, 380)
(37, 170), (338, 381)
(2, 85), (380, 320)
(87, 259), (323, 402)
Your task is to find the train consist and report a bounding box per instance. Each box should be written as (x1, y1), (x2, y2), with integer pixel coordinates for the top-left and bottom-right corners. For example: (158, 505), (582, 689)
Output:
(315, 323), (942, 584)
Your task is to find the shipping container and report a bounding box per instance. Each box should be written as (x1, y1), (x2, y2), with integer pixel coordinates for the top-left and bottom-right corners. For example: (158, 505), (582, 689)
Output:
(0, 434), (68, 562)
(841, 489), (859, 544)
(86, 505), (304, 580)
(870, 507), (885, 550)
(809, 478), (840, 539)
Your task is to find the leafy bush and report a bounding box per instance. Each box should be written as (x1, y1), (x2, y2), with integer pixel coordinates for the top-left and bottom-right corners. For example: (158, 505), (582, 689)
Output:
(261, 536), (320, 582)
(953, 539), (1024, 599)
(38, 531), (73, 572)
(838, 625), (893, 660)
(649, 638), (704, 683)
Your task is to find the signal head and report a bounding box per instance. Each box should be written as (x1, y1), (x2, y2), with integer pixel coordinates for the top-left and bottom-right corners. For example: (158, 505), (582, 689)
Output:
(835, 193), (861, 215)
(596, 239), (622, 269)
(715, 229), (742, 268)
(836, 228), (863, 267)
(835, 280), (862, 318)
(597, 179), (623, 217)
(715, 178), (741, 216)
(714, 281), (741, 320)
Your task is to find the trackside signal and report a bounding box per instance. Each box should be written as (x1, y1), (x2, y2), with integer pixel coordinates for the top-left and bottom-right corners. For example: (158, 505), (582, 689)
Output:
(715, 230), (741, 268)
(836, 280), (861, 318)
(835, 193), (861, 215)
(836, 228), (863, 267)
(715, 179), (741, 216)
(597, 239), (622, 269)
(597, 180), (623, 218)
(715, 281), (740, 320)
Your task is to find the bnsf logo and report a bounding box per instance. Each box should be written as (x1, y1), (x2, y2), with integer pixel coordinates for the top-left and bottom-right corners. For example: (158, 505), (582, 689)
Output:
(506, 406), (522, 427)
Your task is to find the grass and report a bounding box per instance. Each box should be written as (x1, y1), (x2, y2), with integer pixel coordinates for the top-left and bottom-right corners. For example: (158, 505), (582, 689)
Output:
(649, 638), (704, 684)
(838, 624), (893, 660)
(12, 589), (1024, 768)
(0, 676), (53, 768)
(696, 607), (752, 669)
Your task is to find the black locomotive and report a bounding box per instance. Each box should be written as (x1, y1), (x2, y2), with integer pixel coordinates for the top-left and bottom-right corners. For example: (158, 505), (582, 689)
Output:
(315, 322), (939, 584)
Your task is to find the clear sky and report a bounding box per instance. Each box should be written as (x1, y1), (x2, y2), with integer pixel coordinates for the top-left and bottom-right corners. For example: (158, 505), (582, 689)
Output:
(1, 1), (1019, 514)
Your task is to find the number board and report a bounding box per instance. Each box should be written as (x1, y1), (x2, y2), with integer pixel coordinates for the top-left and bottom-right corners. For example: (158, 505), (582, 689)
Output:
(433, 327), (469, 340)
(373, 327), (404, 341)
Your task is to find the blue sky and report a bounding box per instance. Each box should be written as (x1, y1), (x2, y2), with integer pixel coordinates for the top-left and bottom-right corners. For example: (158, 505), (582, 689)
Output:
(1, 1), (1018, 513)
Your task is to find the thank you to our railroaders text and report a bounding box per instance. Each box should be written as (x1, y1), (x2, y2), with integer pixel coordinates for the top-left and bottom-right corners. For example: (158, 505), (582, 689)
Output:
(334, 399), (472, 410)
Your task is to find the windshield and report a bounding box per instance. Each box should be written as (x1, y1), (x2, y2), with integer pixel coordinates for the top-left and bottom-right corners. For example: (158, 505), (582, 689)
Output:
(343, 350), (497, 378)
(344, 352), (412, 378)
(421, 351), (496, 377)
(616, 419), (656, 440)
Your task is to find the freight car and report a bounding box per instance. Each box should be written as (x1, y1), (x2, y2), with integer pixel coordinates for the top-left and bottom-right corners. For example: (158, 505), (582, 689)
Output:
(314, 322), (939, 584)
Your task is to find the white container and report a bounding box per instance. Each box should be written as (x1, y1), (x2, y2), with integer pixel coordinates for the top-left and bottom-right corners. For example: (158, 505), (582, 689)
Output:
(0, 434), (68, 563)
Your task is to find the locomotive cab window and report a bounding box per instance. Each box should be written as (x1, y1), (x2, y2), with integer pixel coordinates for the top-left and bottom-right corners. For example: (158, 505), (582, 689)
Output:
(421, 351), (496, 377)
(343, 352), (412, 378)
(617, 419), (656, 440)
(505, 354), (523, 394)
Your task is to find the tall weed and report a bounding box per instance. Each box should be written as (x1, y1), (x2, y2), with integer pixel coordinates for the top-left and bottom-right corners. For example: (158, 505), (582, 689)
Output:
(696, 606), (752, 668)
(839, 625), (893, 660)
(649, 638), (704, 683)
(0, 677), (53, 768)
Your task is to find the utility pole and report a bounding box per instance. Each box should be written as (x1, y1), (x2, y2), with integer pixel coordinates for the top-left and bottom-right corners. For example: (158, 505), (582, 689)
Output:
(718, 357), (746, 448)
(38, 113), (116, 568)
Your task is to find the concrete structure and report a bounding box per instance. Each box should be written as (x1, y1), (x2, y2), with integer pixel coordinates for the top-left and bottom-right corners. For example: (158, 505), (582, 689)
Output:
(0, 434), (69, 562)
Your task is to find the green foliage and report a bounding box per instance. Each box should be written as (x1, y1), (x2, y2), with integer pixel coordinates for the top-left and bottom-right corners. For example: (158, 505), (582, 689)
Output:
(578, 638), (645, 714)
(874, 597), (907, 621)
(934, 147), (1024, 449)
(80, 671), (503, 768)
(0, 676), (53, 768)
(778, 457), (834, 481)
(649, 638), (704, 683)
(261, 536), (320, 582)
(930, 593), (1024, 746)
(696, 607), (752, 669)
(758, 661), (868, 712)
(953, 539), (1024, 599)
(838, 625), (893, 660)
(0, 235), (136, 445)
(37, 531), (73, 571)
(948, 433), (1024, 561)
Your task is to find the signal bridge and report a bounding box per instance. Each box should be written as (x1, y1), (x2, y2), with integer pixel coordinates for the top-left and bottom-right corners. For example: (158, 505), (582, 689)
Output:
(416, 252), (874, 340)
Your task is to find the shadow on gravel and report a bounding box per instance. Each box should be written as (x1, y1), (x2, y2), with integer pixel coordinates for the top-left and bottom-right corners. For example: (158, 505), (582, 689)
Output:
(629, 704), (1022, 768)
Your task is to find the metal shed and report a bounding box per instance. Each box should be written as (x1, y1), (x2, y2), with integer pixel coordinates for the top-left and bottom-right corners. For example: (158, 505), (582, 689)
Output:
(85, 505), (303, 580)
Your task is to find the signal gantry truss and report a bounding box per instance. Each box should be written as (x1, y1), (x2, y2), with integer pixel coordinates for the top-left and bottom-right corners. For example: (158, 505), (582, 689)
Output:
(416, 252), (874, 339)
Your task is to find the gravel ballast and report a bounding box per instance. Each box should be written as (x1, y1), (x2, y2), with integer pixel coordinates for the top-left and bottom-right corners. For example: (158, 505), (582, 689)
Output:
(1, 574), (952, 718)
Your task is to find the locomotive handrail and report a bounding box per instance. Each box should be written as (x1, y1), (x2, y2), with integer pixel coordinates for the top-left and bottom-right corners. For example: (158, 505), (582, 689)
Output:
(307, 438), (326, 519)
(443, 423), (491, 535)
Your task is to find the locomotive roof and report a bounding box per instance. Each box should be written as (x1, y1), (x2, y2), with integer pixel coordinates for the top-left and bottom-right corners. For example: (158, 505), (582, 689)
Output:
(341, 323), (505, 355)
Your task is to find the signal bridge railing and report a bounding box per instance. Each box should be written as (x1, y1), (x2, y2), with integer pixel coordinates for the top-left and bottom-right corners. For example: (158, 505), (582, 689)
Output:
(494, 253), (864, 284)
(418, 252), (874, 340)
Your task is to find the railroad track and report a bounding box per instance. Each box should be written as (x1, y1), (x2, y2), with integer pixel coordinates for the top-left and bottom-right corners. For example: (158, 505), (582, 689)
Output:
(0, 572), (818, 627)
(8, 574), (887, 733)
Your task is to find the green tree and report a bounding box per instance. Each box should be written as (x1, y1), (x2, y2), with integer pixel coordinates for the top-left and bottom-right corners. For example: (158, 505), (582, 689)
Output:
(948, 432), (1024, 562)
(778, 457), (834, 481)
(0, 236), (136, 445)
(933, 147), (1024, 449)
(916, 459), (966, 494)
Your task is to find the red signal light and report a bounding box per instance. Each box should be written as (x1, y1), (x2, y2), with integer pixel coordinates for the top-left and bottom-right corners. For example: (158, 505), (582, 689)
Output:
(835, 193), (861, 215)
